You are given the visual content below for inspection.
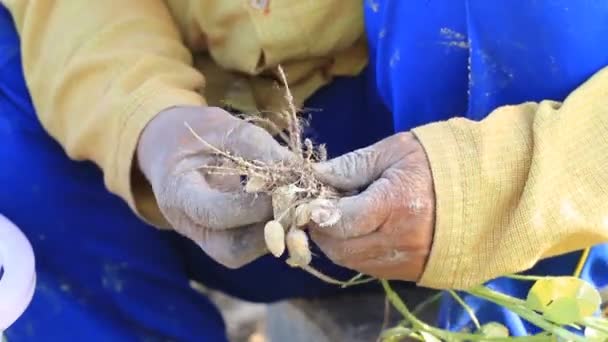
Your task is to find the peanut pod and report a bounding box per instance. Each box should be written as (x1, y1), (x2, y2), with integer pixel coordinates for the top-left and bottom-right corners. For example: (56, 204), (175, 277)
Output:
(286, 227), (312, 266)
(264, 220), (285, 257)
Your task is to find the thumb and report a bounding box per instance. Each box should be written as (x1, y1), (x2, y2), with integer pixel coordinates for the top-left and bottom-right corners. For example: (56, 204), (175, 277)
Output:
(226, 122), (296, 164)
(313, 141), (395, 191)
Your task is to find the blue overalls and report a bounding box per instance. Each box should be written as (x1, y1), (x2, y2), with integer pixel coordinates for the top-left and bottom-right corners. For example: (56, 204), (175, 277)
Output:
(1, 1), (608, 340)
(364, 0), (608, 336)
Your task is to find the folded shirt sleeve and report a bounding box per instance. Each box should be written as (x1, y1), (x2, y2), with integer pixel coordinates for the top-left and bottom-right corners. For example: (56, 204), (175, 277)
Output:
(413, 66), (608, 289)
(5, 0), (207, 227)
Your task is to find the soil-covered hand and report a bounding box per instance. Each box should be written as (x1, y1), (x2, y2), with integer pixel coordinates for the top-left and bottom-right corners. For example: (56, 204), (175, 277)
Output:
(137, 106), (294, 268)
(310, 132), (435, 281)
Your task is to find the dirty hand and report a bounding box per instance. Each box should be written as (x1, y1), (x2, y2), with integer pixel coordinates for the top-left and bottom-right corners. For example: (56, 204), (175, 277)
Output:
(310, 132), (435, 281)
(137, 106), (294, 268)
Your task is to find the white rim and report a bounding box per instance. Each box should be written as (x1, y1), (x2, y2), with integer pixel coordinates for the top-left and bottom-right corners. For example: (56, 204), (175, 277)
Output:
(0, 214), (36, 330)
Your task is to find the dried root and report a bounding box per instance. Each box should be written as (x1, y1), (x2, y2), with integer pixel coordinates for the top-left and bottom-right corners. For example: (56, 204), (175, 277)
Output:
(186, 65), (372, 287)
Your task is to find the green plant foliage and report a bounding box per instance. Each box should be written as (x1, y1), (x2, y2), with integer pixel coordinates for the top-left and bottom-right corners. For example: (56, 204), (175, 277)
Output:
(584, 326), (608, 341)
(380, 276), (608, 341)
(380, 326), (414, 342)
(420, 331), (442, 341)
(480, 322), (510, 338)
(525, 277), (601, 325)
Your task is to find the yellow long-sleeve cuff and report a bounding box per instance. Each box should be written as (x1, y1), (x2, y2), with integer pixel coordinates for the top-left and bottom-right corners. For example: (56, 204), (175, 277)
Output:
(412, 104), (549, 290)
(412, 121), (468, 289)
(112, 83), (205, 228)
(412, 67), (608, 290)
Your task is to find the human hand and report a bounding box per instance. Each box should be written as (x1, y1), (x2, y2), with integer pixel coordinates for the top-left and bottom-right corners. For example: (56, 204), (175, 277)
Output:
(310, 132), (435, 281)
(137, 106), (294, 268)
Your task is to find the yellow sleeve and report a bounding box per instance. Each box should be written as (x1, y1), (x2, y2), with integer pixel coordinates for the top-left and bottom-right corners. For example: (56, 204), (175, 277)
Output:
(5, 0), (206, 227)
(412, 66), (608, 290)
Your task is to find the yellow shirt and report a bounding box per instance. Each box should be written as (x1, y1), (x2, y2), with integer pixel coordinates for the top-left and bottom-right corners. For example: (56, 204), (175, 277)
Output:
(5, 0), (608, 289)
(413, 68), (608, 289)
(4, 0), (366, 225)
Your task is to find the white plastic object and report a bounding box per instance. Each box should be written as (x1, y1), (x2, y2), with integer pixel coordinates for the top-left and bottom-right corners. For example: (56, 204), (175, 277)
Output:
(0, 214), (36, 332)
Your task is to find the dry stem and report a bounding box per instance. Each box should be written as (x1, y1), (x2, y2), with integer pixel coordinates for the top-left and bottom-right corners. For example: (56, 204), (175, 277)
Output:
(277, 65), (303, 156)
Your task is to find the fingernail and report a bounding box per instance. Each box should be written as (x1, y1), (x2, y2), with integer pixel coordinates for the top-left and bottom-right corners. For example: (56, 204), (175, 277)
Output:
(309, 199), (341, 228)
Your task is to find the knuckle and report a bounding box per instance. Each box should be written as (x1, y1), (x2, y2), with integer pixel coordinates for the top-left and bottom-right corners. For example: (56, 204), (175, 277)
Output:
(233, 122), (284, 161)
(268, 145), (292, 162)
(216, 254), (246, 269)
(154, 174), (227, 230)
(349, 149), (377, 173)
(155, 181), (183, 222)
(401, 184), (434, 218)
(330, 151), (359, 175)
(335, 213), (360, 238)
(187, 198), (226, 230)
(196, 206), (221, 229)
(194, 231), (250, 269)
(375, 249), (410, 263)
(362, 186), (389, 214)
(387, 169), (433, 218)
(205, 248), (244, 269)
(394, 132), (414, 145)
(239, 122), (271, 143)
(405, 196), (429, 216)
(338, 224), (350, 239)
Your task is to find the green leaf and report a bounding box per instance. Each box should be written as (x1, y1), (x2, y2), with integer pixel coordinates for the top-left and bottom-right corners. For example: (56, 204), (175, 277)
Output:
(584, 326), (608, 341)
(480, 322), (509, 337)
(419, 331), (442, 342)
(543, 297), (582, 325)
(380, 326), (413, 342)
(586, 317), (608, 331)
(525, 277), (601, 325)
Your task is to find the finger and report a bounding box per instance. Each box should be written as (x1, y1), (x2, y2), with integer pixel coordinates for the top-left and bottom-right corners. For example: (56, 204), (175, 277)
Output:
(349, 250), (429, 281)
(225, 122), (295, 163)
(186, 220), (268, 269)
(312, 137), (401, 191)
(177, 172), (273, 230)
(311, 229), (425, 280)
(313, 148), (382, 190)
(311, 230), (391, 267)
(200, 224), (268, 269)
(310, 178), (392, 239)
(345, 262), (422, 281)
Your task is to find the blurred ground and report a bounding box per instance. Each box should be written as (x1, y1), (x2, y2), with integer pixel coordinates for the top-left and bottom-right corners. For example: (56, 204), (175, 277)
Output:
(207, 289), (267, 342)
(193, 280), (438, 342)
(190, 281), (267, 342)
